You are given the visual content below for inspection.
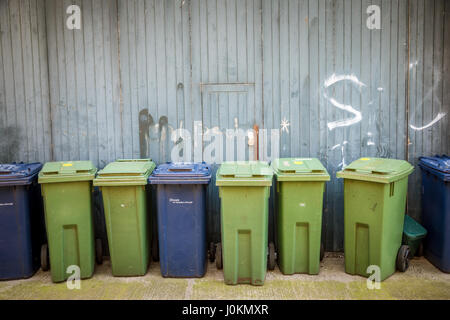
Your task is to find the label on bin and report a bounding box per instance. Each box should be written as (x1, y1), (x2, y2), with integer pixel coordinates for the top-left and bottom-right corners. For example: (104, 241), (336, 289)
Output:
(169, 198), (193, 205)
(63, 163), (73, 167)
(0, 202), (13, 206)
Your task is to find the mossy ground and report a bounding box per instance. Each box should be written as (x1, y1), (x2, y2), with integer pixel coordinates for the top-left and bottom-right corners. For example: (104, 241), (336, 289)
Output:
(1, 254), (449, 300)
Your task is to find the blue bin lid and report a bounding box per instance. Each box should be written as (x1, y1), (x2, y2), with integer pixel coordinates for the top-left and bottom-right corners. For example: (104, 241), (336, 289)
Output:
(148, 162), (211, 185)
(0, 162), (43, 186)
(418, 155), (450, 181)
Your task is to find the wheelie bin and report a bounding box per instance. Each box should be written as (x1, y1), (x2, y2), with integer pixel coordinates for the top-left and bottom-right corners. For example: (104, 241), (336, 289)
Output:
(94, 159), (155, 277)
(402, 215), (427, 258)
(272, 158), (330, 275)
(419, 155), (450, 272)
(337, 157), (414, 281)
(216, 161), (274, 286)
(38, 161), (99, 283)
(0, 162), (45, 280)
(148, 162), (211, 278)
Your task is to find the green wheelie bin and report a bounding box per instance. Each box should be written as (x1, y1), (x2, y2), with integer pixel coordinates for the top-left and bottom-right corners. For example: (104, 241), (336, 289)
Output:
(38, 161), (98, 283)
(94, 159), (155, 277)
(272, 158), (330, 275)
(337, 157), (414, 281)
(215, 161), (274, 286)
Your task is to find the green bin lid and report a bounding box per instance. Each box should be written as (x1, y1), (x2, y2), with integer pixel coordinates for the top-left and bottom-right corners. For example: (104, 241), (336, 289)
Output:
(38, 161), (97, 184)
(93, 159), (156, 186)
(216, 161), (273, 186)
(336, 157), (414, 183)
(272, 158), (330, 181)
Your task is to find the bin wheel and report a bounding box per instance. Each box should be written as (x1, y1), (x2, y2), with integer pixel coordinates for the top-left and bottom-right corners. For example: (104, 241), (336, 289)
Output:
(417, 242), (424, 257)
(396, 245), (410, 272)
(215, 243), (223, 270)
(268, 242), (276, 270)
(208, 242), (216, 263)
(95, 239), (103, 265)
(320, 243), (325, 262)
(152, 237), (159, 262)
(41, 244), (49, 272)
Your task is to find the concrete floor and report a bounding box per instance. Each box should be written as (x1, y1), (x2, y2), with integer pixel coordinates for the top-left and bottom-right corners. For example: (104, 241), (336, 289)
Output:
(1, 253), (449, 300)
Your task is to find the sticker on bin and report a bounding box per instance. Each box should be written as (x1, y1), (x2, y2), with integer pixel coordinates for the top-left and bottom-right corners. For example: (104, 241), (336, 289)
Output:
(0, 202), (13, 206)
(169, 198), (193, 205)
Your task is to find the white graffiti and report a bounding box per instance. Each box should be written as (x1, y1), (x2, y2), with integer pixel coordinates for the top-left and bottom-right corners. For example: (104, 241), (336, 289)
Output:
(280, 118), (290, 134)
(409, 112), (446, 131)
(324, 74), (365, 131)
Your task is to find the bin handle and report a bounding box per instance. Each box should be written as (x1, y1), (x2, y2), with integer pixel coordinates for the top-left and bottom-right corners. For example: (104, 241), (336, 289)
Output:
(344, 168), (390, 175)
(168, 168), (193, 172)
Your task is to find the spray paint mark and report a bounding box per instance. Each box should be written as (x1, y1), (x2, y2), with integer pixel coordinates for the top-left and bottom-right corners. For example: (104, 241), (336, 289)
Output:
(324, 74), (365, 131)
(410, 112), (446, 131)
(139, 109), (173, 160)
(0, 127), (21, 163)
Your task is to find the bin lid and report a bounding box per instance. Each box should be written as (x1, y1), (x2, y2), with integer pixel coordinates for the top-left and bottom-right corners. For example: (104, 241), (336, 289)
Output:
(419, 155), (450, 181)
(272, 158), (330, 181)
(94, 159), (156, 186)
(0, 162), (42, 186)
(216, 161), (273, 186)
(38, 161), (97, 184)
(403, 215), (427, 241)
(336, 157), (414, 183)
(148, 162), (211, 185)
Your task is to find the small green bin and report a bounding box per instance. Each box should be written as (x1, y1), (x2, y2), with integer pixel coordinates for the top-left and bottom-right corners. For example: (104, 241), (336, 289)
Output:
(38, 161), (97, 283)
(94, 159), (156, 277)
(272, 158), (330, 275)
(337, 157), (414, 281)
(403, 215), (427, 258)
(216, 161), (273, 286)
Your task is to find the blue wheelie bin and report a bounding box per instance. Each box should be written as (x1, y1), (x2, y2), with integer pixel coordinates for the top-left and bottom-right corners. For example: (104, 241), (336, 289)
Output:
(0, 162), (45, 280)
(419, 155), (450, 272)
(148, 162), (211, 278)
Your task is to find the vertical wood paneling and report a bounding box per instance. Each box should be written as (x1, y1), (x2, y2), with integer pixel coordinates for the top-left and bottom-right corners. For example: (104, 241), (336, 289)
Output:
(189, 0), (263, 242)
(0, 0), (448, 251)
(0, 0), (51, 163)
(262, 0), (409, 250)
(407, 0), (449, 221)
(45, 0), (121, 167)
(119, 0), (190, 164)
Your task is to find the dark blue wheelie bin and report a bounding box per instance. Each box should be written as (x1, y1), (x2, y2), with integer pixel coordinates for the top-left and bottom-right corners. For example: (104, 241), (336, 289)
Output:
(148, 162), (211, 278)
(0, 162), (45, 280)
(419, 155), (450, 272)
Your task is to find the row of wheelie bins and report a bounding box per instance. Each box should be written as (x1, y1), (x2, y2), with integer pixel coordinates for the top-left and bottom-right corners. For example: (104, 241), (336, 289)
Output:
(0, 156), (448, 285)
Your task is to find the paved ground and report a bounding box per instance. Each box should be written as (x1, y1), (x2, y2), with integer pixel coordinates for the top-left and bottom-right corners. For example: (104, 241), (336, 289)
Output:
(1, 253), (449, 300)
